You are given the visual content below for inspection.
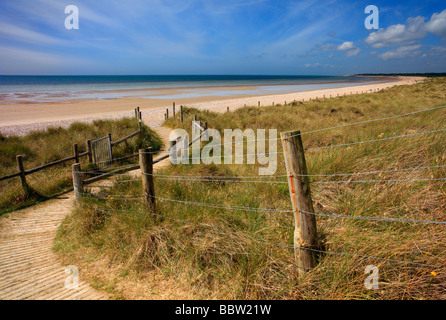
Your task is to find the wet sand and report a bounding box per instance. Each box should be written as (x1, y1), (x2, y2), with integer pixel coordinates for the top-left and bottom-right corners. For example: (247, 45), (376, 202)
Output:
(0, 76), (424, 136)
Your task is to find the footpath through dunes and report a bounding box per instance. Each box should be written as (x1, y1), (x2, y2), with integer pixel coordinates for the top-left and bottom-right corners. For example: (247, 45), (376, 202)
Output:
(0, 194), (108, 300)
(0, 125), (172, 300)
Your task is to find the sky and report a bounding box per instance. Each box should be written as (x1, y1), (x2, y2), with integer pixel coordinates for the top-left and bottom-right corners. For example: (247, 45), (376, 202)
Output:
(0, 0), (445, 75)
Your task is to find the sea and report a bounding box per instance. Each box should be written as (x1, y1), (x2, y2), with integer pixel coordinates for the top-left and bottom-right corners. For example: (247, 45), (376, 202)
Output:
(0, 75), (389, 103)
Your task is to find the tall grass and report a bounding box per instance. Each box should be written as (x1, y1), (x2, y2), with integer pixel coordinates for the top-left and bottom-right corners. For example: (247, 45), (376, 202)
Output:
(55, 78), (446, 299)
(0, 117), (163, 215)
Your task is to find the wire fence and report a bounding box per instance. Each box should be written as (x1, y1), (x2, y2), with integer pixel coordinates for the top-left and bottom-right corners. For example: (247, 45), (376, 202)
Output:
(74, 103), (446, 279)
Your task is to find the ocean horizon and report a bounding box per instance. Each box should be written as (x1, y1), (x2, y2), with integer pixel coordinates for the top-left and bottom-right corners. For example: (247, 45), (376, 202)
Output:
(0, 75), (388, 103)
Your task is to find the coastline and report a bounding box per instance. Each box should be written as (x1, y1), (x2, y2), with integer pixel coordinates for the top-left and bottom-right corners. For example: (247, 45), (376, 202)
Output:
(0, 76), (424, 137)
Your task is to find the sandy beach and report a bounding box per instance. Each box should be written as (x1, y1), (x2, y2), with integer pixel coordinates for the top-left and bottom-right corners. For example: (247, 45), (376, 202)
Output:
(0, 76), (424, 137)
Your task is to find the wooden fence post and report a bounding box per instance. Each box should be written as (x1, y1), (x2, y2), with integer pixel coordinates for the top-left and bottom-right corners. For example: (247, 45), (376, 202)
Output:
(16, 155), (29, 193)
(139, 148), (156, 218)
(173, 102), (176, 118)
(166, 109), (169, 119)
(86, 140), (93, 163)
(73, 143), (79, 164)
(180, 105), (183, 123)
(138, 113), (143, 132)
(227, 107), (229, 113)
(72, 163), (83, 200)
(281, 130), (318, 276)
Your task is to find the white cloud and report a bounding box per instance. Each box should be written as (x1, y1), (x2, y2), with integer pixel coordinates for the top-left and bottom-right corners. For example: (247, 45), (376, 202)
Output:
(378, 45), (422, 60)
(345, 48), (361, 57)
(338, 41), (355, 51)
(426, 10), (446, 37)
(337, 41), (360, 57)
(366, 9), (446, 49)
(430, 46), (446, 55)
(0, 46), (96, 74)
(304, 62), (333, 68)
(365, 16), (427, 48)
(0, 22), (67, 45)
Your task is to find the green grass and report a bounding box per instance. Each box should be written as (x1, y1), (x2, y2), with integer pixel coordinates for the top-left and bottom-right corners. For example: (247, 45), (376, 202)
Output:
(0, 117), (163, 215)
(54, 77), (446, 299)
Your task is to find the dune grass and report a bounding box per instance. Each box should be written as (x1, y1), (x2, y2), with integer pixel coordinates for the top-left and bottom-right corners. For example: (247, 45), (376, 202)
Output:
(54, 77), (446, 299)
(0, 117), (163, 215)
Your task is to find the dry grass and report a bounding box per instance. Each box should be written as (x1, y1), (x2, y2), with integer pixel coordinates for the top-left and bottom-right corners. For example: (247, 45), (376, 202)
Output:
(0, 117), (163, 215)
(55, 77), (446, 299)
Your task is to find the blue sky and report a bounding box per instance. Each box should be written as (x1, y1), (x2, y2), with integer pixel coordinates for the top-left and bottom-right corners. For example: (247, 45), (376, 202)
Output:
(0, 0), (445, 75)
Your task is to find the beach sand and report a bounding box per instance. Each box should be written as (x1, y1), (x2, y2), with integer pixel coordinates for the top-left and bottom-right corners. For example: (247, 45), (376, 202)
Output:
(0, 76), (424, 136)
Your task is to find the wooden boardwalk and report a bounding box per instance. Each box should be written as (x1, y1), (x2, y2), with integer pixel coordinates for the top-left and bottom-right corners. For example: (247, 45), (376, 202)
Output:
(0, 194), (108, 300)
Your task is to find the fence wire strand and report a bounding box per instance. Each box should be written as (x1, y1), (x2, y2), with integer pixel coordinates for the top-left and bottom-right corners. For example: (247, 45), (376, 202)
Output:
(81, 200), (445, 270)
(306, 128), (446, 151)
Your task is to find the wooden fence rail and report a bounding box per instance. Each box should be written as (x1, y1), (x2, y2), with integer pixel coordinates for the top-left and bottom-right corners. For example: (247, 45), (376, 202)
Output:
(0, 109), (142, 193)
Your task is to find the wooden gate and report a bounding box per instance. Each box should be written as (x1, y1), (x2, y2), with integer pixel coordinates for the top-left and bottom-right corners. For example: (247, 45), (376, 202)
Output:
(92, 135), (113, 169)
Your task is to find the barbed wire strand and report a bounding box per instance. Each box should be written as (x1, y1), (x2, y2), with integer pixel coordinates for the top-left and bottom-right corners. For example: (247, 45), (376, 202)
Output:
(298, 209), (446, 225)
(80, 192), (446, 225)
(311, 177), (446, 184)
(111, 164), (445, 184)
(81, 201), (445, 270)
(175, 105), (446, 150)
(306, 128), (446, 151)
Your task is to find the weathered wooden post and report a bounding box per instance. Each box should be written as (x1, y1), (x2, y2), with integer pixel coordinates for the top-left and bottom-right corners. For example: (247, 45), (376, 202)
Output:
(281, 130), (318, 276)
(86, 140), (93, 163)
(16, 155), (29, 193)
(72, 163), (83, 200)
(204, 121), (208, 140)
(107, 133), (112, 145)
(138, 112), (143, 131)
(73, 143), (79, 164)
(166, 108), (169, 119)
(139, 148), (156, 218)
(227, 107), (229, 113)
(258, 101), (260, 107)
(180, 105), (184, 123)
(173, 102), (176, 118)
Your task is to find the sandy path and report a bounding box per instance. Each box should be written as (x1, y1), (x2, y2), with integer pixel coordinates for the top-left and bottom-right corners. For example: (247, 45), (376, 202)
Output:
(0, 126), (172, 300)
